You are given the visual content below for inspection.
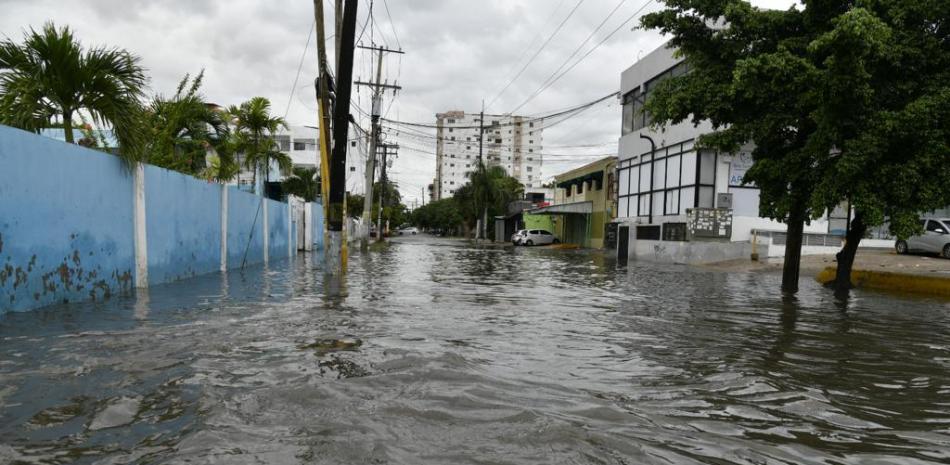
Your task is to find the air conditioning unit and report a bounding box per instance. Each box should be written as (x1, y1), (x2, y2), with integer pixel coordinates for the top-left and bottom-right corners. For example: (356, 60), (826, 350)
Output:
(717, 193), (733, 209)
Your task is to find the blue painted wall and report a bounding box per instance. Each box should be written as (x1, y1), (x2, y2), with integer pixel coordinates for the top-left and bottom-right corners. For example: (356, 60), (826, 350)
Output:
(0, 125), (135, 312)
(266, 198), (288, 260)
(311, 202), (324, 250)
(227, 187), (265, 268)
(1, 126), (297, 314)
(145, 166), (222, 285)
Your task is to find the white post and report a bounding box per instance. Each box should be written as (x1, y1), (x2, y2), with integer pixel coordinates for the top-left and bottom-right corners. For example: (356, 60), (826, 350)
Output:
(133, 163), (148, 288)
(304, 203), (313, 251)
(220, 185), (228, 271)
(288, 202), (293, 258)
(262, 198), (269, 264)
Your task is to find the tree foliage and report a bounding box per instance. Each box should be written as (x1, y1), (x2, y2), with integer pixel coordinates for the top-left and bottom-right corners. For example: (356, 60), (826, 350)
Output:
(224, 97), (290, 192)
(0, 22), (147, 162)
(282, 167), (320, 202)
(640, 0), (950, 292)
(142, 70), (236, 180)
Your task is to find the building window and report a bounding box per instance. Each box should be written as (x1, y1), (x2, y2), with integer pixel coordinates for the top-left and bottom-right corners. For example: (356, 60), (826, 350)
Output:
(466, 146), (471, 150)
(529, 140), (533, 144)
(528, 175), (533, 181)
(614, 142), (714, 219)
(529, 149), (533, 153)
(449, 128), (453, 132)
(350, 166), (356, 172)
(350, 141), (357, 147)
(447, 118), (455, 123)
(529, 122), (534, 128)
(294, 139), (314, 150)
(275, 135), (291, 151)
(662, 223), (687, 241)
(495, 138), (502, 143)
(527, 166), (533, 172)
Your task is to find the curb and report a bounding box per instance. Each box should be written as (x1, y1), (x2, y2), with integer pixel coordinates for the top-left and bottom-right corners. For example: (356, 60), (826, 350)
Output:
(816, 266), (950, 297)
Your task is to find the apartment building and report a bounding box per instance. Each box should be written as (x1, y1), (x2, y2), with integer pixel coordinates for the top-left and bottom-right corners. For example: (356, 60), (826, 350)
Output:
(433, 111), (543, 200)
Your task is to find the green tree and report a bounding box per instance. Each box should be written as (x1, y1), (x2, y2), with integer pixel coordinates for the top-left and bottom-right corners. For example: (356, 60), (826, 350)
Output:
(143, 70), (236, 179)
(411, 198), (463, 234)
(454, 161), (523, 239)
(641, 0), (950, 294)
(0, 22), (146, 162)
(282, 167), (320, 202)
(224, 97), (290, 193)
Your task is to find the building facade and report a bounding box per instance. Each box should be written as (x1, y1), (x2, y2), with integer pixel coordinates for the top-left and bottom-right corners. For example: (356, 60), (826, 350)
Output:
(617, 43), (830, 262)
(528, 157), (615, 248)
(433, 111), (543, 200)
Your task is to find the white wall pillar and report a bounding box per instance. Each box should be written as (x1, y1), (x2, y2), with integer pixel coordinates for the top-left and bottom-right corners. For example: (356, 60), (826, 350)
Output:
(288, 202), (293, 258)
(262, 197), (269, 264)
(220, 185), (228, 272)
(133, 163), (148, 288)
(304, 203), (313, 251)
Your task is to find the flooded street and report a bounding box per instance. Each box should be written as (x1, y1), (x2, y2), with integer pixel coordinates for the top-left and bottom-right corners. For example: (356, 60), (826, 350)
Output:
(2, 236), (950, 464)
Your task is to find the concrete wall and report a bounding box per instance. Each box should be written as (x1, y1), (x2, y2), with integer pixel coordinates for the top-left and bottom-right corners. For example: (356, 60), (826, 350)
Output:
(227, 187), (265, 268)
(0, 125), (135, 311)
(0, 125), (295, 314)
(633, 239), (768, 264)
(524, 214), (553, 231)
(145, 166), (222, 285)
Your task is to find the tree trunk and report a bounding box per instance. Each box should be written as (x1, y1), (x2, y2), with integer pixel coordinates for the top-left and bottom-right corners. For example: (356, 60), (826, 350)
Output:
(781, 200), (806, 293)
(62, 111), (74, 144)
(833, 212), (866, 296)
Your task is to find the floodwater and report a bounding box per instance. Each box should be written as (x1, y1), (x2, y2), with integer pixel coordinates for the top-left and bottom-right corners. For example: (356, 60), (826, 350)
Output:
(1, 236), (949, 465)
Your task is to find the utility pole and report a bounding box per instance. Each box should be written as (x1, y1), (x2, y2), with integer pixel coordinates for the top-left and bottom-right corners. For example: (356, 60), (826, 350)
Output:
(317, 0), (359, 274)
(354, 44), (403, 248)
(313, 0), (334, 263)
(375, 143), (398, 243)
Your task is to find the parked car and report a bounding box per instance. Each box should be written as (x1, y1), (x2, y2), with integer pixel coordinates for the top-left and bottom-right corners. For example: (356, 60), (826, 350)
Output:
(398, 227), (419, 235)
(520, 229), (559, 246)
(511, 229), (527, 245)
(896, 218), (950, 258)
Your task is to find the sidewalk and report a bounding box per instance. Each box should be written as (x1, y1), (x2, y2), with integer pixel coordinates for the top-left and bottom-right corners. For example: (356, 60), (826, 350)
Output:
(704, 249), (950, 296)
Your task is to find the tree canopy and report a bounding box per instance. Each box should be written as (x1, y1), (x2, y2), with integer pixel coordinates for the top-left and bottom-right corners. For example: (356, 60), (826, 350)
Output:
(0, 22), (147, 163)
(640, 0), (950, 292)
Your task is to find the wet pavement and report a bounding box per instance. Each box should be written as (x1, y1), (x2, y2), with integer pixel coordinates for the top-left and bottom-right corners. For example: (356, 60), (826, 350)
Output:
(1, 235), (950, 464)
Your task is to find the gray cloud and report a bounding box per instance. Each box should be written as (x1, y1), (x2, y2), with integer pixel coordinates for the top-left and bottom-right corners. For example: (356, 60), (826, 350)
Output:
(1, 0), (796, 204)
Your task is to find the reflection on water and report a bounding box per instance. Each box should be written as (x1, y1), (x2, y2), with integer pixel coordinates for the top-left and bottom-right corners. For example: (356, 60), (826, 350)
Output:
(2, 236), (950, 464)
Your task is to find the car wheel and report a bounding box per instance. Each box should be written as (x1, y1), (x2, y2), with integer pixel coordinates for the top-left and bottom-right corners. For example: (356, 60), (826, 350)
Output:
(553, 238), (560, 244)
(943, 244), (950, 259)
(525, 240), (533, 246)
(895, 240), (908, 255)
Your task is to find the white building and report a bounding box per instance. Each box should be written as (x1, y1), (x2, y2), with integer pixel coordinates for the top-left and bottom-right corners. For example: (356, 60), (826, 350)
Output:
(272, 125), (367, 194)
(617, 43), (831, 263)
(433, 111), (543, 200)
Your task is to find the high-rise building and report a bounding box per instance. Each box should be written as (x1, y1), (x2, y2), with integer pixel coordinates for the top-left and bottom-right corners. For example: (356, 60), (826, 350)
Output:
(432, 111), (543, 200)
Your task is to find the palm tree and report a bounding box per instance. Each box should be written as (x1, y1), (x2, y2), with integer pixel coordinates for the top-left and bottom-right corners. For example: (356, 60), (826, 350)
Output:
(224, 97), (289, 193)
(464, 161), (523, 238)
(0, 22), (147, 161)
(143, 70), (235, 177)
(282, 167), (320, 202)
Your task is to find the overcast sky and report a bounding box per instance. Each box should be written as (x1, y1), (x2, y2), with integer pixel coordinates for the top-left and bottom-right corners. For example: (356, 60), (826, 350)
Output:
(1, 0), (795, 206)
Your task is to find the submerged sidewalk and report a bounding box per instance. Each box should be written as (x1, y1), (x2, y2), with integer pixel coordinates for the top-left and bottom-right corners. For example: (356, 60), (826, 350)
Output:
(704, 249), (950, 297)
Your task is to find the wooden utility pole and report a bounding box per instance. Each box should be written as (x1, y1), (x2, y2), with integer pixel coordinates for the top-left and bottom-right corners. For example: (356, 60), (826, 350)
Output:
(313, 0), (334, 263)
(355, 44), (403, 248)
(314, 0), (359, 274)
(375, 143), (398, 242)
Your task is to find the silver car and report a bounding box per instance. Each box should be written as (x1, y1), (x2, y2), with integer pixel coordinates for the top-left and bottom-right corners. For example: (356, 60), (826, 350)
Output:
(520, 229), (559, 246)
(896, 218), (950, 258)
(511, 229), (527, 244)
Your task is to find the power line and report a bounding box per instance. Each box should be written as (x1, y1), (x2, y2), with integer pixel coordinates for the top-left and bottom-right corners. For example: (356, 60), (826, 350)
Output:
(283, 20), (315, 120)
(380, 0), (402, 49)
(381, 91), (616, 130)
(485, 0), (587, 111)
(510, 0), (629, 114)
(509, 0), (656, 114)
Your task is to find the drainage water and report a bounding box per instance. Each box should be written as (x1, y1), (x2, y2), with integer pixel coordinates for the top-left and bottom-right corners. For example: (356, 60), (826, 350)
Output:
(2, 236), (949, 464)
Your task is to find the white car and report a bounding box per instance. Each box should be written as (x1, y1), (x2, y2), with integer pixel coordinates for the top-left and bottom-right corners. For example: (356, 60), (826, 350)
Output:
(511, 229), (527, 244)
(520, 229), (559, 246)
(398, 227), (419, 235)
(896, 218), (950, 258)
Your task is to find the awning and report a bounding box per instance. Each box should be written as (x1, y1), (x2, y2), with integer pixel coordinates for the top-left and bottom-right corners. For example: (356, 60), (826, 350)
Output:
(556, 171), (603, 190)
(527, 201), (593, 215)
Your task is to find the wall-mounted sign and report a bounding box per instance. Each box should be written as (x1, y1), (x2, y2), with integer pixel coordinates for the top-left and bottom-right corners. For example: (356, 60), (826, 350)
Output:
(729, 151), (755, 187)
